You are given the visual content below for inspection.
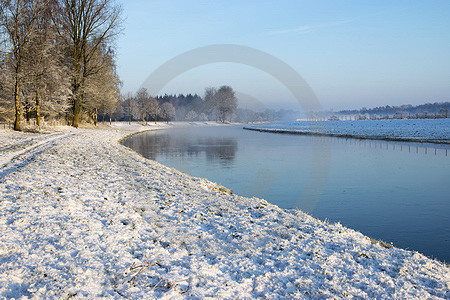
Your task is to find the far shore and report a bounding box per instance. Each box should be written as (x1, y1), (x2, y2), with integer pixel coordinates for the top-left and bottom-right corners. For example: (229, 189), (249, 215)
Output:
(244, 126), (450, 145)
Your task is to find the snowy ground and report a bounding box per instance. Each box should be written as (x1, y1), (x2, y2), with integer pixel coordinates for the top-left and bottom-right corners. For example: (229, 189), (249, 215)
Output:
(246, 119), (450, 143)
(0, 123), (449, 299)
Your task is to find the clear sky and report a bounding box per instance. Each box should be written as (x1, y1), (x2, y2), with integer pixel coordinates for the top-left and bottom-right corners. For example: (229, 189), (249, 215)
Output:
(116, 0), (450, 111)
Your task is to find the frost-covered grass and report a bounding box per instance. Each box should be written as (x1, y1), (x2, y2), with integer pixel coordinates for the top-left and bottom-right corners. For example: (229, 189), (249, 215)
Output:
(246, 119), (450, 142)
(0, 123), (449, 299)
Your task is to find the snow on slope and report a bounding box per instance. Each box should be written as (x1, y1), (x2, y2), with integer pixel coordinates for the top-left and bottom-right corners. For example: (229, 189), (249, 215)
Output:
(0, 124), (449, 299)
(0, 130), (66, 168)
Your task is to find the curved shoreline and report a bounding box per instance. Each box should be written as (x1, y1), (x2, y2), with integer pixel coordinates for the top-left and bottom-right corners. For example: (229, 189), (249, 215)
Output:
(120, 124), (450, 263)
(244, 126), (450, 145)
(118, 125), (234, 195)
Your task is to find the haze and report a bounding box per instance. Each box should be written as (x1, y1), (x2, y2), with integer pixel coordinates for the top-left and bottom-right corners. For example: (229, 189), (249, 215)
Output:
(117, 0), (450, 111)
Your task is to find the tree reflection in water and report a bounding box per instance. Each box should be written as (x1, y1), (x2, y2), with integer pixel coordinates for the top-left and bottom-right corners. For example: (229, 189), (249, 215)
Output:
(123, 129), (237, 166)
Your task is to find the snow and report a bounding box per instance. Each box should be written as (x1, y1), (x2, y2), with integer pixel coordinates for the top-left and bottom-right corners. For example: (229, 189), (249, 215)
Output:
(246, 119), (450, 142)
(0, 123), (449, 299)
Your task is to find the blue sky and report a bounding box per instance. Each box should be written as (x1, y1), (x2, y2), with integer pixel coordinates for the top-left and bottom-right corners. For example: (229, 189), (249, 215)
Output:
(116, 0), (450, 111)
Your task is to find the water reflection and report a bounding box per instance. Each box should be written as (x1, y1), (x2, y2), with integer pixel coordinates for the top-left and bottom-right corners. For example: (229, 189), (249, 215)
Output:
(192, 137), (238, 165)
(124, 129), (238, 165)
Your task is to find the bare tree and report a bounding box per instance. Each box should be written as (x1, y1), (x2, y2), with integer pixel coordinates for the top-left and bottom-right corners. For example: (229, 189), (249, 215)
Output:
(160, 102), (175, 123)
(121, 92), (135, 124)
(134, 87), (151, 124)
(22, 1), (71, 127)
(185, 110), (197, 121)
(216, 85), (237, 123)
(55, 0), (123, 127)
(0, 54), (14, 123)
(148, 96), (158, 124)
(198, 112), (208, 122)
(0, 0), (45, 130)
(203, 86), (217, 121)
(83, 47), (120, 125)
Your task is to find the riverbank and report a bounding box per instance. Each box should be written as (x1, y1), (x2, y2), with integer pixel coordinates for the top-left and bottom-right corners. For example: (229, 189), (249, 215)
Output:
(244, 119), (450, 144)
(0, 123), (449, 298)
(244, 126), (450, 144)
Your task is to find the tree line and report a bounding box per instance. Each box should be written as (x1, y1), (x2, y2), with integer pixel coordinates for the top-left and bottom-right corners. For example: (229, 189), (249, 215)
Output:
(108, 87), (295, 124)
(0, 0), (123, 131)
(338, 102), (449, 118)
(120, 85), (238, 124)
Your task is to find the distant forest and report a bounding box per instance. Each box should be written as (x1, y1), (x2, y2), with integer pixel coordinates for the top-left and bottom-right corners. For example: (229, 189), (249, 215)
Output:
(120, 86), (238, 124)
(337, 102), (449, 118)
(117, 88), (298, 124)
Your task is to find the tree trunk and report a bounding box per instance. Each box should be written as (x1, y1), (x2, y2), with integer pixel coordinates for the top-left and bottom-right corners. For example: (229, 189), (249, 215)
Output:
(35, 89), (41, 128)
(72, 96), (81, 127)
(93, 108), (98, 126)
(25, 106), (30, 123)
(13, 79), (21, 131)
(71, 59), (83, 127)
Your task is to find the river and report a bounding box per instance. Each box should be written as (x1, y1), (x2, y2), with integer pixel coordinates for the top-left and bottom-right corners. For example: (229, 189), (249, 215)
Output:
(123, 125), (450, 262)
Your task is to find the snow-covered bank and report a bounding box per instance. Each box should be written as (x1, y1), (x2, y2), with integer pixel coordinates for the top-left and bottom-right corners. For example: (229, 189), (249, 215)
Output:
(0, 124), (449, 298)
(245, 119), (450, 144)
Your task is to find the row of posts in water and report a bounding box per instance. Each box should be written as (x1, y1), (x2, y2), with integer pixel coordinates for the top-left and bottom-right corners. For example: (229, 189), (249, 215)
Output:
(325, 136), (449, 157)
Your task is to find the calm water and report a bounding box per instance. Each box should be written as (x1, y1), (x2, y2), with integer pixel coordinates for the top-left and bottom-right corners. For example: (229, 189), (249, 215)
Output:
(123, 125), (450, 262)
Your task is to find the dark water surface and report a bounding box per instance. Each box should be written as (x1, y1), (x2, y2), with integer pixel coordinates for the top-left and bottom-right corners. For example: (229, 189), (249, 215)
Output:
(123, 125), (450, 262)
